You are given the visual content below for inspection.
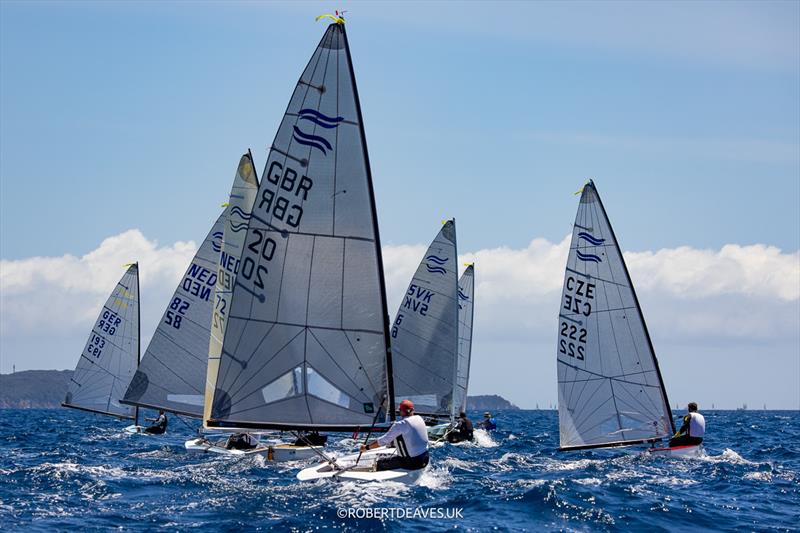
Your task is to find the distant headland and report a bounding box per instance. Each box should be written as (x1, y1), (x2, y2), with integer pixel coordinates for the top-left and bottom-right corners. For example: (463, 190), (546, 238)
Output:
(0, 370), (521, 411)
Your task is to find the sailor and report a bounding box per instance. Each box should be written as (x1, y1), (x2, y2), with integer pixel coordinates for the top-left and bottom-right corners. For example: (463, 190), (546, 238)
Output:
(668, 402), (705, 447)
(360, 399), (429, 471)
(477, 412), (497, 431)
(225, 432), (258, 450)
(446, 412), (474, 443)
(144, 409), (168, 435)
(293, 431), (328, 447)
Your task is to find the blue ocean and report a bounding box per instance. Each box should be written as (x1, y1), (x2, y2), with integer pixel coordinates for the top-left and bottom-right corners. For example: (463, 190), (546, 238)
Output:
(1, 409), (798, 531)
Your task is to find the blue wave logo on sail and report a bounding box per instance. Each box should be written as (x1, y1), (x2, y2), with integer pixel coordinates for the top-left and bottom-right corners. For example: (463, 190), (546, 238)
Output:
(212, 231), (224, 253)
(577, 232), (605, 246)
(293, 126), (333, 155)
(229, 221), (249, 233)
(424, 255), (449, 275)
(458, 289), (469, 301)
(298, 108), (344, 129)
(229, 206), (252, 221)
(576, 250), (602, 263)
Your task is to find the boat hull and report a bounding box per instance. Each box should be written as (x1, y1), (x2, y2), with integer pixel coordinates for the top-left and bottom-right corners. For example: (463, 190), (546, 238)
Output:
(646, 444), (703, 457)
(184, 437), (320, 461)
(297, 446), (427, 484)
(123, 425), (145, 434)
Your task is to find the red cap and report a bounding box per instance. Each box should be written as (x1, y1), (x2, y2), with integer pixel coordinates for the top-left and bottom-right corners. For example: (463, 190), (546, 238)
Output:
(399, 399), (414, 413)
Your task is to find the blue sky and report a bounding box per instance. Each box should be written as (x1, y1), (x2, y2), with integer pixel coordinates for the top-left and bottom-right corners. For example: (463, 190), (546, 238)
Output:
(1, 1), (798, 408)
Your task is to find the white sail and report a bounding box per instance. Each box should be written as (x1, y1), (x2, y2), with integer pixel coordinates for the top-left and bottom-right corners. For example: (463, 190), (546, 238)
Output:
(452, 264), (475, 416)
(207, 22), (392, 431)
(557, 181), (674, 450)
(203, 152), (260, 427)
(122, 211), (226, 417)
(63, 263), (139, 419)
(391, 220), (459, 419)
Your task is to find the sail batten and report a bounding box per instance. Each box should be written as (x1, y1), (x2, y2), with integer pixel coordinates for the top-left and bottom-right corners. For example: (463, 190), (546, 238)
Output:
(207, 23), (392, 431)
(557, 181), (674, 450)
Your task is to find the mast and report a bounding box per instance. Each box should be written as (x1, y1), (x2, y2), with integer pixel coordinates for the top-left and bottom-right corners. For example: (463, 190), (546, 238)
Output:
(588, 181), (676, 434)
(341, 23), (394, 421)
(135, 262), (140, 428)
(450, 220), (459, 421)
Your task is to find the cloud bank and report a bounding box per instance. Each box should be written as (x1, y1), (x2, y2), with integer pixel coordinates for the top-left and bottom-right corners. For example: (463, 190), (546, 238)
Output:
(2, 230), (798, 408)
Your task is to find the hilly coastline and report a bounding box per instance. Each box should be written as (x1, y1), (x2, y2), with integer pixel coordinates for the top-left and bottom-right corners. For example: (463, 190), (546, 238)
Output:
(0, 370), (521, 411)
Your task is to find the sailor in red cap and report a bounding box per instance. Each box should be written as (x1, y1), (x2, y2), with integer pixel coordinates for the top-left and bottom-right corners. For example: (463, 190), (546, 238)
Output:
(360, 399), (429, 471)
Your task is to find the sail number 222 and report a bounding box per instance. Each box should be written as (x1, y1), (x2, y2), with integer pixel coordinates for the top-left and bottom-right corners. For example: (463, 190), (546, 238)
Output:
(560, 276), (595, 361)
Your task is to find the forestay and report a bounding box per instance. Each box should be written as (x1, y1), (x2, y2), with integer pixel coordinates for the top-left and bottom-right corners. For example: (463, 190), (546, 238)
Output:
(207, 22), (393, 431)
(557, 181), (674, 450)
(203, 152), (260, 427)
(122, 211), (226, 417)
(452, 264), (475, 416)
(63, 264), (139, 419)
(392, 220), (459, 419)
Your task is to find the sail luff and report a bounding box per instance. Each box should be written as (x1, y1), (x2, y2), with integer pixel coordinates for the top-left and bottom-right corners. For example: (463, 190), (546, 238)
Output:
(202, 152), (260, 428)
(341, 24), (394, 422)
(587, 181), (676, 433)
(449, 220), (460, 421)
(135, 262), (140, 427)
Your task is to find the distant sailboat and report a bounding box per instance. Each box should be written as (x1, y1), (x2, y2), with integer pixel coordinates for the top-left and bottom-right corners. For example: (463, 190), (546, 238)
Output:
(63, 263), (142, 430)
(391, 220), (460, 421)
(556, 181), (689, 454)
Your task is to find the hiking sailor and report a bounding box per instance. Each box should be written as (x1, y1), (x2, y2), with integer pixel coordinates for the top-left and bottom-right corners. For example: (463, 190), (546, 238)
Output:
(360, 399), (429, 471)
(446, 411), (474, 443)
(668, 402), (705, 447)
(144, 409), (168, 435)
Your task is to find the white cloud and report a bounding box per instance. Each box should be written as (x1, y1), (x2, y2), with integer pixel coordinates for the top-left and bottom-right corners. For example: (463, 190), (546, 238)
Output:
(1, 229), (798, 407)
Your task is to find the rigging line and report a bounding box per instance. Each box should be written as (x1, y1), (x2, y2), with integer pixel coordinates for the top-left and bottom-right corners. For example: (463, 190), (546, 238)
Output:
(391, 346), (455, 386)
(290, 430), (340, 467)
(224, 327), (305, 403)
(565, 372), (606, 428)
(354, 399), (384, 466)
(307, 329), (374, 402)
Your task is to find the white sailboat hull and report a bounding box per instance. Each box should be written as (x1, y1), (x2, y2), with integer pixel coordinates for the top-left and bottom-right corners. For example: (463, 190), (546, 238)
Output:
(184, 437), (320, 461)
(297, 446), (427, 484)
(123, 425), (146, 434)
(646, 444), (703, 457)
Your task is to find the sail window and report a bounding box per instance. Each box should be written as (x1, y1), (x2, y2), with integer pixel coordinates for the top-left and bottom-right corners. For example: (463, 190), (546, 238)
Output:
(261, 366), (305, 404)
(306, 366), (350, 409)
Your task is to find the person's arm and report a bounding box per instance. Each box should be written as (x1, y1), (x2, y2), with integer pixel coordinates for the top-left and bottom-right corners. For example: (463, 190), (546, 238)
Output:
(673, 415), (690, 437)
(360, 421), (404, 451)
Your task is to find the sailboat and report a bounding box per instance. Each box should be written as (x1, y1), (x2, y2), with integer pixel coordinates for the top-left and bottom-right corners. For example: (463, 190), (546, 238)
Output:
(391, 220), (459, 422)
(556, 181), (699, 456)
(120, 208), (226, 421)
(428, 262), (477, 442)
(62, 263), (143, 432)
(184, 152), (306, 458)
(202, 18), (418, 481)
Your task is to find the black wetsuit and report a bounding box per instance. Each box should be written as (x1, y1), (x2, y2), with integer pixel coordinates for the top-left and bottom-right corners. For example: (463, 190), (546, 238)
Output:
(144, 414), (167, 435)
(293, 433), (328, 446)
(226, 433), (257, 450)
(446, 417), (474, 443)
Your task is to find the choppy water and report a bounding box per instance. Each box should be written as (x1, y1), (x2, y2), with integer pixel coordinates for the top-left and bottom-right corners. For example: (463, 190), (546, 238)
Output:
(1, 409), (798, 531)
